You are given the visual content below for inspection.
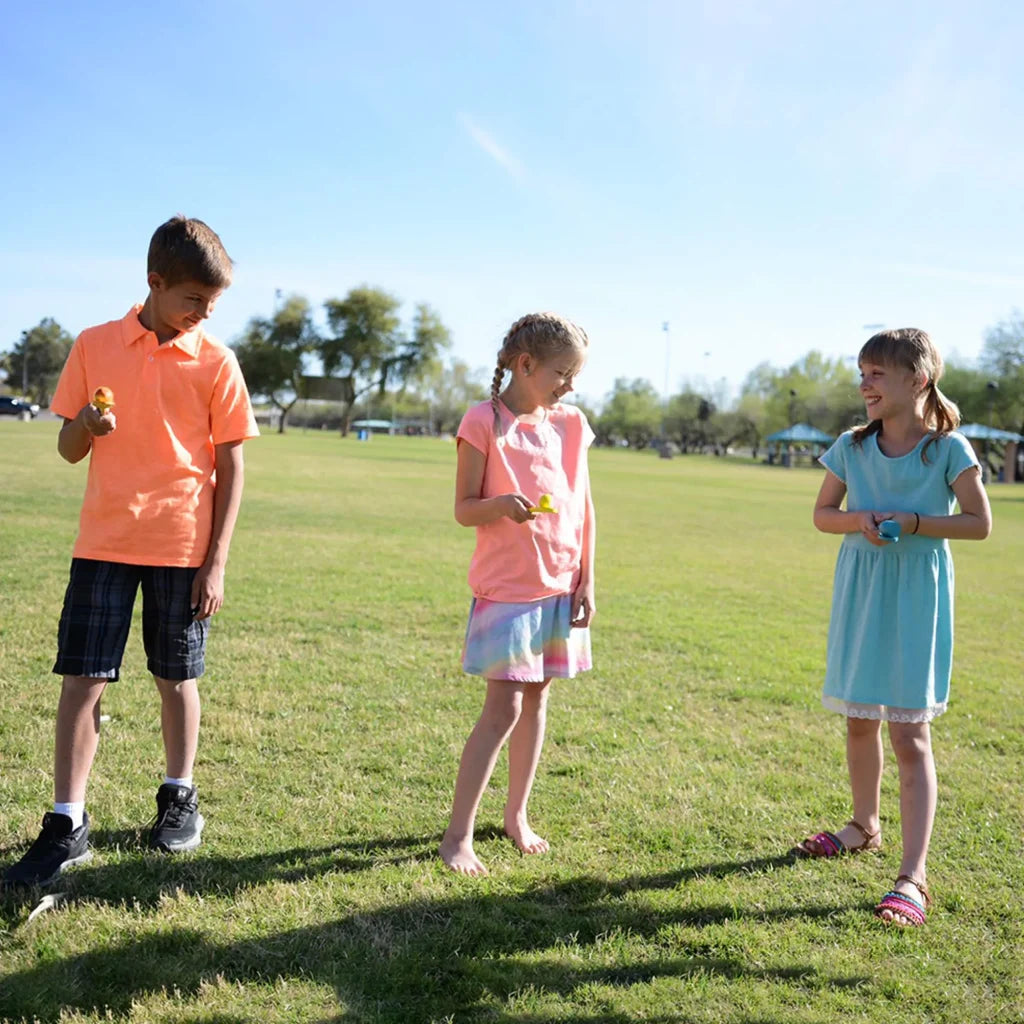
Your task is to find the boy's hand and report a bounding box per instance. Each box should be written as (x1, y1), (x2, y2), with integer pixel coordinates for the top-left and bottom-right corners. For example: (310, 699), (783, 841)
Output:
(81, 403), (116, 436)
(190, 563), (225, 620)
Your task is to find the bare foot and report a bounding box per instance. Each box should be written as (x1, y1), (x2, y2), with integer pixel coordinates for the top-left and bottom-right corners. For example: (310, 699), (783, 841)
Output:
(439, 833), (488, 877)
(504, 816), (550, 855)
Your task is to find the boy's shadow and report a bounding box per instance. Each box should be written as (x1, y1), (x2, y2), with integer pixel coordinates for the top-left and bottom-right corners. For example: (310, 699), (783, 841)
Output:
(1, 829), (441, 918)
(0, 839), (869, 1024)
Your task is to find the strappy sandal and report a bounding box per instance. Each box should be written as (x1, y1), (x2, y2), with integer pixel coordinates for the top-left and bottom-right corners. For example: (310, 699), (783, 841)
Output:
(792, 819), (881, 858)
(874, 874), (931, 927)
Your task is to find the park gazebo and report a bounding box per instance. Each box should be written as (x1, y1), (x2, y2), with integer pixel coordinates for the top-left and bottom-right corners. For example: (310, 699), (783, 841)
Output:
(958, 423), (1024, 482)
(764, 423), (834, 466)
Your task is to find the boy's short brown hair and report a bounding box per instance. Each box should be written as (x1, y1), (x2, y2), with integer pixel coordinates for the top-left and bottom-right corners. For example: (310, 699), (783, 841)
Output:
(148, 216), (233, 288)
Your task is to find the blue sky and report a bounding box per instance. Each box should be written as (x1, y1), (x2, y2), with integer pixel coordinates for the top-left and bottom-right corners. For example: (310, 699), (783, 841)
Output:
(3, 0), (1023, 408)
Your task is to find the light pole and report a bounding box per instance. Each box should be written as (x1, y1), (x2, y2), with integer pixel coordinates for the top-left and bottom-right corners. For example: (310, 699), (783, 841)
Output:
(661, 321), (671, 444)
(662, 321), (671, 399)
(986, 380), (999, 479)
(21, 330), (29, 397)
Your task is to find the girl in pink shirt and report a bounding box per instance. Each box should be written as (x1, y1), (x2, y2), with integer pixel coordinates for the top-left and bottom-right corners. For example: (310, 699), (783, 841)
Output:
(440, 312), (597, 877)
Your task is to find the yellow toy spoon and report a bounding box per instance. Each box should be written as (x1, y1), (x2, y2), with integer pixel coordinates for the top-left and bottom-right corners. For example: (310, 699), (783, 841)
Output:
(528, 493), (558, 514)
(92, 387), (115, 414)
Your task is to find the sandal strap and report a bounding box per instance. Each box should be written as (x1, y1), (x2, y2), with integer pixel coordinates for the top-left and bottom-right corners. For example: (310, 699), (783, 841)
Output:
(895, 874), (931, 907)
(846, 819), (879, 843)
(805, 831), (844, 856)
(875, 891), (927, 926)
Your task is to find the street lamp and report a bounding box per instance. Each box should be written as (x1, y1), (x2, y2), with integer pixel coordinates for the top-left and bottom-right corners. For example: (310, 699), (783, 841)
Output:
(986, 380), (999, 478)
(21, 330), (29, 396)
(662, 321), (671, 398)
(661, 321), (671, 444)
(788, 388), (797, 426)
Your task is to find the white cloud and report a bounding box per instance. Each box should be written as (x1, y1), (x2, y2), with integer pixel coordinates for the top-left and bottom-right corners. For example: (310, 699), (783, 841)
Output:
(457, 113), (525, 180)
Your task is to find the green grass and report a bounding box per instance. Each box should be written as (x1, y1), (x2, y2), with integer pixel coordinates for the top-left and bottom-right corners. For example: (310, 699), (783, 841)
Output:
(1, 420), (1023, 1024)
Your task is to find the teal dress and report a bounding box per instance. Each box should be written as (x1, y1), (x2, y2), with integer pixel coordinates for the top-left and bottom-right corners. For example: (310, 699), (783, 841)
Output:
(820, 430), (979, 722)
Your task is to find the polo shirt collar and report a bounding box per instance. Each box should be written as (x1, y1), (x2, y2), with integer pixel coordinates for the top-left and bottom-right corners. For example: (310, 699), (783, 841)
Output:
(120, 304), (203, 358)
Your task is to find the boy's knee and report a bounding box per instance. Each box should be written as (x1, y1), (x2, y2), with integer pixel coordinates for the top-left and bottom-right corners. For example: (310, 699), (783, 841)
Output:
(59, 676), (107, 702)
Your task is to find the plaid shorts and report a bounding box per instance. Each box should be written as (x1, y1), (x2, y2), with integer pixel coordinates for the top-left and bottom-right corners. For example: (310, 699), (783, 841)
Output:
(53, 558), (209, 682)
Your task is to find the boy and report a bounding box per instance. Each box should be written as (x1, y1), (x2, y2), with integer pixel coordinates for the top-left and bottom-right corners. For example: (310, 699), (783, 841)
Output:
(3, 216), (259, 887)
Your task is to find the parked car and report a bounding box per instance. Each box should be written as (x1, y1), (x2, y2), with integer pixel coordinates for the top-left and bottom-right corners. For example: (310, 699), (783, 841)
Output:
(0, 396), (40, 420)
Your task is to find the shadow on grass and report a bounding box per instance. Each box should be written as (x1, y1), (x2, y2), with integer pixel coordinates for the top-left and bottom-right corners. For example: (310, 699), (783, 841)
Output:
(0, 830), (442, 919)
(0, 852), (869, 1024)
(1, 823), (800, 918)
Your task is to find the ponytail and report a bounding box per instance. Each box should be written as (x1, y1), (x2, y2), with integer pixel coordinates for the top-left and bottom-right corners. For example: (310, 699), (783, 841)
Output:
(921, 381), (961, 462)
(490, 360), (506, 437)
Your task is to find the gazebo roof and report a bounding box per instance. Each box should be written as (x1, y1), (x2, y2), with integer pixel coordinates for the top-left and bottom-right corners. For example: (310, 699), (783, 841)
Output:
(958, 423), (1024, 443)
(765, 422), (834, 444)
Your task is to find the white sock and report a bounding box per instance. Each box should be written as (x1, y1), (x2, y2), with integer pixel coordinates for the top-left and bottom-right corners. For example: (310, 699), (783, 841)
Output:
(54, 801), (85, 829)
(164, 776), (193, 789)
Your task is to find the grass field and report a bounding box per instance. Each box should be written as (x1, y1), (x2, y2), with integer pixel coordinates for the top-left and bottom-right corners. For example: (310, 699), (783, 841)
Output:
(1, 420), (1023, 1024)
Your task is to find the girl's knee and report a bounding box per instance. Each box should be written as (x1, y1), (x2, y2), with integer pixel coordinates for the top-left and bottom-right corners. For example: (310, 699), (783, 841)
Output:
(888, 723), (932, 762)
(481, 685), (524, 732)
(521, 680), (551, 710)
(847, 716), (881, 739)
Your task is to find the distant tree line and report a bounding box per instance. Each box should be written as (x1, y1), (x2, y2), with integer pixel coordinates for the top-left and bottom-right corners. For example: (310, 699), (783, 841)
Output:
(5, 305), (1024, 450)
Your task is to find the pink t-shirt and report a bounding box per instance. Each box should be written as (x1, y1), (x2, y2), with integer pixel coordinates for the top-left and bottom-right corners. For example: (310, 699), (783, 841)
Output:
(457, 399), (595, 603)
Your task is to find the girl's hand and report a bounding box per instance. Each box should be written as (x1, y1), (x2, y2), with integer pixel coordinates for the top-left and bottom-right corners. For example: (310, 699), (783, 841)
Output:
(878, 511), (916, 537)
(857, 511), (889, 547)
(571, 578), (595, 628)
(498, 494), (536, 523)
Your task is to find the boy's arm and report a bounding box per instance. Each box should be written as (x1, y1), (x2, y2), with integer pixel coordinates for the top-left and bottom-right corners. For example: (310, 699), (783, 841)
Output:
(191, 440), (245, 620)
(58, 405), (116, 463)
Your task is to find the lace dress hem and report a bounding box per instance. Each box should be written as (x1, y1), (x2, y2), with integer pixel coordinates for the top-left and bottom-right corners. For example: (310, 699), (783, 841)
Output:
(822, 695), (948, 723)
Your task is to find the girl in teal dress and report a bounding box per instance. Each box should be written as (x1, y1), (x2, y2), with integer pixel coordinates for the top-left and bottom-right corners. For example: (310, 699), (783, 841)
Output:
(795, 328), (991, 927)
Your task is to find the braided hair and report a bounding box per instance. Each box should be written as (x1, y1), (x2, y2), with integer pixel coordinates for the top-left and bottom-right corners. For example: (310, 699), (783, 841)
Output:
(490, 312), (589, 435)
(852, 328), (960, 463)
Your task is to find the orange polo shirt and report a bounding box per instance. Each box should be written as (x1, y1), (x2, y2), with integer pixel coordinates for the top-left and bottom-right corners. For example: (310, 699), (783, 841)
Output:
(51, 305), (259, 568)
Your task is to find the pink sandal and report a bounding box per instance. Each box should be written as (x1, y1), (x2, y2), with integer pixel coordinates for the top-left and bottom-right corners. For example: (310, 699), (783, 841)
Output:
(874, 875), (930, 927)
(793, 819), (881, 858)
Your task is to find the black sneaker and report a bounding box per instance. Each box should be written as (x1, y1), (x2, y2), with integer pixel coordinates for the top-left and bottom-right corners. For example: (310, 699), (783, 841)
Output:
(2, 812), (92, 887)
(149, 784), (204, 852)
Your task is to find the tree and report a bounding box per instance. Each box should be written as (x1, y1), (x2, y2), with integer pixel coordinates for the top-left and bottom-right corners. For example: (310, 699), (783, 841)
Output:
(979, 311), (1024, 433)
(597, 378), (662, 448)
(940, 363), (995, 425)
(2, 318), (74, 406)
(417, 357), (487, 435)
(740, 351), (860, 439)
(233, 295), (316, 433)
(319, 288), (451, 435)
(663, 389), (706, 451)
